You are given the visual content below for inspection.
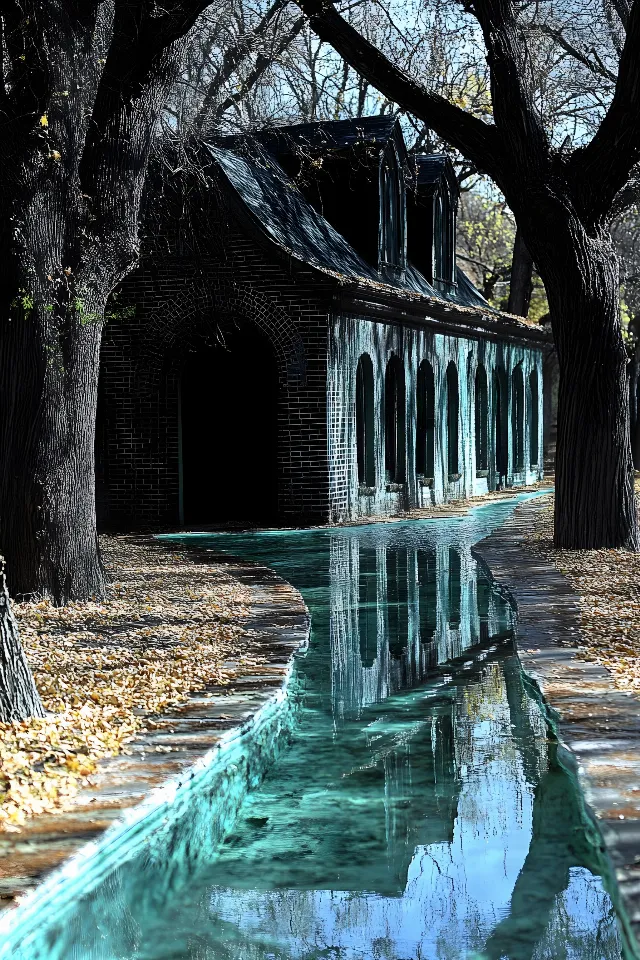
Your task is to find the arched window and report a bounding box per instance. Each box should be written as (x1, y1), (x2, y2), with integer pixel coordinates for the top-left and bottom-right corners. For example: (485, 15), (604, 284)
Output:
(379, 143), (405, 270)
(529, 369), (539, 467)
(356, 354), (375, 487)
(494, 367), (508, 480)
(385, 355), (406, 483)
(475, 364), (488, 473)
(446, 361), (459, 477)
(512, 364), (525, 471)
(416, 359), (435, 479)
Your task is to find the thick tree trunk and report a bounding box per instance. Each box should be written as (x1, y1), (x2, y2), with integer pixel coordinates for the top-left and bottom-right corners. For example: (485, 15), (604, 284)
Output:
(0, 557), (45, 721)
(538, 237), (639, 550)
(0, 295), (106, 602)
(507, 227), (533, 317)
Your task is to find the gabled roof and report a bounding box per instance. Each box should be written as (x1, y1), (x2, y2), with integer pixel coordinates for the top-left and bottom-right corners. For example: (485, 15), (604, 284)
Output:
(413, 154), (459, 198)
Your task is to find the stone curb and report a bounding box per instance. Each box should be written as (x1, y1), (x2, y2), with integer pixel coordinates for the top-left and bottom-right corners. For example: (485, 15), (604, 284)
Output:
(0, 555), (310, 913)
(475, 497), (640, 957)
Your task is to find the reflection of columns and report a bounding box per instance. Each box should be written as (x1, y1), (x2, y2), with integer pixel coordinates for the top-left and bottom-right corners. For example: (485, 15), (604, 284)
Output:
(330, 539), (390, 718)
(329, 537), (360, 722)
(435, 544), (478, 663)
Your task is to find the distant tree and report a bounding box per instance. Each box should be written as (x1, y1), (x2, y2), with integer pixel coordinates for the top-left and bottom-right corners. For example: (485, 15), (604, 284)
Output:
(295, 0), (640, 550)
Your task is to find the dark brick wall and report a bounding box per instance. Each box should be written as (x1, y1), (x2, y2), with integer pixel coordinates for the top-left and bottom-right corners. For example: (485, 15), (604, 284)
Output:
(98, 181), (334, 528)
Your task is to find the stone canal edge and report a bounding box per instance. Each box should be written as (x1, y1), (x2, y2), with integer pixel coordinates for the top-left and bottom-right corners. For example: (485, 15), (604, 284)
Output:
(0, 554), (310, 945)
(475, 497), (640, 957)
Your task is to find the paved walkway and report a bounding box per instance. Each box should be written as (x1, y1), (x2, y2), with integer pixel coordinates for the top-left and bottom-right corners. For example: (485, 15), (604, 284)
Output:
(476, 498), (640, 954)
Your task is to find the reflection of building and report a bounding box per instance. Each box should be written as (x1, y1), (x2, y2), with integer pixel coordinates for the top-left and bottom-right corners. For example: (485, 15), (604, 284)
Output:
(330, 536), (515, 719)
(96, 116), (547, 529)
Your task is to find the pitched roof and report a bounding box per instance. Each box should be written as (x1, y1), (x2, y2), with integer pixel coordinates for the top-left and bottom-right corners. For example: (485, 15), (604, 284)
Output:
(208, 144), (380, 282)
(204, 133), (545, 340)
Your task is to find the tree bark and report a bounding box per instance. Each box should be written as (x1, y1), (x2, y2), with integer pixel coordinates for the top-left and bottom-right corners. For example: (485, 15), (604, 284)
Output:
(0, 295), (105, 602)
(0, 556), (45, 721)
(507, 227), (533, 317)
(531, 226), (639, 549)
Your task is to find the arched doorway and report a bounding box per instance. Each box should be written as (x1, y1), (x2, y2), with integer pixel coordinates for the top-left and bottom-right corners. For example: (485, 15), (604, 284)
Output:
(179, 322), (279, 525)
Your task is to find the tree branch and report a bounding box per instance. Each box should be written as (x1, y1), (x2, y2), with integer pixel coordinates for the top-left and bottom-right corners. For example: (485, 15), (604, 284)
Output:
(572, 0), (640, 221)
(193, 0), (290, 132)
(293, 0), (504, 179)
(208, 14), (306, 126)
(469, 0), (549, 163)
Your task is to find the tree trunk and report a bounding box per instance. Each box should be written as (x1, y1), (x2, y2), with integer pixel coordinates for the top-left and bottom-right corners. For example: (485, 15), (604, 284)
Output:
(0, 294), (106, 603)
(507, 227), (533, 317)
(537, 234), (639, 550)
(0, 557), (45, 721)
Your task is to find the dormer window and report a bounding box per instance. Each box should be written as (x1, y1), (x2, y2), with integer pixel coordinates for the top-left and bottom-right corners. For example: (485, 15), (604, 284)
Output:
(379, 142), (406, 276)
(407, 155), (459, 291)
(433, 181), (456, 284)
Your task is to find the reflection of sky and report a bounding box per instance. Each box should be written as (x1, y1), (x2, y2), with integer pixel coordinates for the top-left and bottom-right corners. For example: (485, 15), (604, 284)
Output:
(204, 668), (537, 960)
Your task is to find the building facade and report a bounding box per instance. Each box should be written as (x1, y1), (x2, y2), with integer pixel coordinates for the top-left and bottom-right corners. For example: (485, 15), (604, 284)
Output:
(97, 117), (547, 529)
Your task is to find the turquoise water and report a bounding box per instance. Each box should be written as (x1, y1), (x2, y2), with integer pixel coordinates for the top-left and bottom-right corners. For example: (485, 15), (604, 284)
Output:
(1, 495), (627, 959)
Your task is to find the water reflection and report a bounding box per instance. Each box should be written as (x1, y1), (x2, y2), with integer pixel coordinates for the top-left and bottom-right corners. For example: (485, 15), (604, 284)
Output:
(330, 539), (512, 720)
(0, 499), (626, 960)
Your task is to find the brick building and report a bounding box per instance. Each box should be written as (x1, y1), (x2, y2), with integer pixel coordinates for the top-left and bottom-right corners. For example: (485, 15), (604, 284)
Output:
(97, 117), (547, 529)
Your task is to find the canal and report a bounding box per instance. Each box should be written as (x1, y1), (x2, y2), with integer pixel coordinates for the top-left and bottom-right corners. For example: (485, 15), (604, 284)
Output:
(1, 494), (628, 959)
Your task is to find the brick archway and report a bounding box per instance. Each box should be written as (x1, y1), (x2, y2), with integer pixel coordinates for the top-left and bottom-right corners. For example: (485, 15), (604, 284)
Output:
(134, 278), (306, 392)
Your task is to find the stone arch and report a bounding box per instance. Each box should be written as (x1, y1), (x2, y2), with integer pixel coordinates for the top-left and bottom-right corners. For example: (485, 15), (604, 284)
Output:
(134, 279), (306, 394)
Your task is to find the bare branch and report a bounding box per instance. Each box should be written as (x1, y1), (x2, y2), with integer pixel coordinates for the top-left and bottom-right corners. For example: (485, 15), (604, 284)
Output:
(293, 0), (504, 178)
(572, 0), (640, 220)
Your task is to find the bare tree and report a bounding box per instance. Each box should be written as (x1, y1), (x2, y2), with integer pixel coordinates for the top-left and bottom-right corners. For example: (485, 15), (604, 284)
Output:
(0, 2), (217, 605)
(294, 0), (640, 550)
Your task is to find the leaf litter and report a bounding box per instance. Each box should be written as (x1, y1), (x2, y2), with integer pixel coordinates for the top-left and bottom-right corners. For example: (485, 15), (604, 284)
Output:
(0, 536), (261, 831)
(528, 487), (640, 698)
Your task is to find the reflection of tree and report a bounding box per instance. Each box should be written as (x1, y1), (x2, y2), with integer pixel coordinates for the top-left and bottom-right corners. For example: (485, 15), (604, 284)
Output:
(483, 670), (618, 960)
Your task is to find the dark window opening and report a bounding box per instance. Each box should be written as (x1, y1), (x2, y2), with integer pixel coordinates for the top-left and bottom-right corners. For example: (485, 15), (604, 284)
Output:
(433, 184), (456, 285)
(385, 355), (406, 483)
(475, 364), (488, 472)
(529, 369), (539, 467)
(356, 354), (375, 486)
(512, 364), (525, 471)
(416, 359), (435, 478)
(418, 550), (437, 644)
(379, 144), (405, 271)
(448, 548), (461, 630)
(180, 323), (278, 526)
(494, 367), (508, 480)
(386, 549), (409, 659)
(359, 547), (378, 667)
(446, 361), (459, 477)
